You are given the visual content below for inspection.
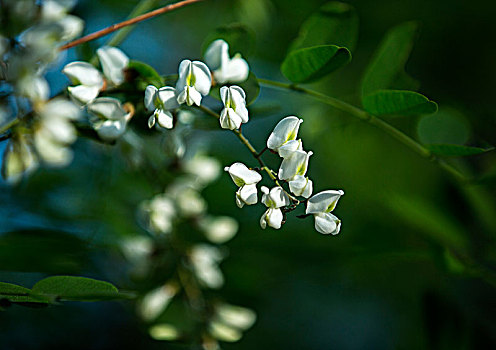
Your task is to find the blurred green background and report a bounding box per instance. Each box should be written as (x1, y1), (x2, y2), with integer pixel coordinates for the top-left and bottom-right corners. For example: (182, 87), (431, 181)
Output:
(1, 0), (496, 348)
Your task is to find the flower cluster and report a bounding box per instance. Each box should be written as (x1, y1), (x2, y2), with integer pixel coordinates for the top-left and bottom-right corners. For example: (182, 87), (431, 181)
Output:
(1, 0), (85, 182)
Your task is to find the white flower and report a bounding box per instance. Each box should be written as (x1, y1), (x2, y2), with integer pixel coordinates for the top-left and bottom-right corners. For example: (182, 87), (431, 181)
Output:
(17, 75), (50, 103)
(199, 216), (239, 244)
(41, 0), (76, 20)
(209, 303), (256, 342)
(33, 98), (81, 166)
(175, 188), (207, 217)
(183, 155), (221, 185)
(96, 46), (129, 86)
(260, 186), (290, 229)
(190, 244), (224, 289)
(138, 283), (178, 321)
(63, 61), (104, 104)
(305, 190), (344, 235)
(288, 175), (313, 198)
(267, 116), (303, 156)
(86, 97), (129, 141)
(278, 149), (312, 180)
(176, 59), (211, 106)
(56, 15), (84, 41)
(219, 86), (249, 130)
(140, 194), (176, 234)
(205, 39), (249, 84)
(144, 85), (179, 129)
(1, 136), (38, 183)
(224, 162), (262, 208)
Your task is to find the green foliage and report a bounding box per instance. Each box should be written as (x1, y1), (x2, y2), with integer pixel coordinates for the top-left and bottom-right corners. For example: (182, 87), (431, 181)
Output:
(361, 21), (420, 96)
(417, 108), (470, 144)
(209, 72), (260, 106)
(426, 144), (494, 157)
(202, 23), (255, 57)
(31, 276), (124, 302)
(362, 90), (438, 116)
(0, 230), (91, 274)
(0, 282), (49, 304)
(281, 45), (351, 83)
(290, 1), (359, 52)
(126, 60), (164, 89)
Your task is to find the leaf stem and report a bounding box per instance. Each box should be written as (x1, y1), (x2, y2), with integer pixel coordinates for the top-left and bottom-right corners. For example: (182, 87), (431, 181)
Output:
(59, 0), (204, 51)
(257, 78), (468, 183)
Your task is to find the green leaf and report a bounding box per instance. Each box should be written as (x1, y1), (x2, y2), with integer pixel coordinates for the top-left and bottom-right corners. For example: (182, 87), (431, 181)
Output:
(290, 1), (359, 52)
(362, 90), (438, 116)
(281, 45), (351, 83)
(202, 23), (255, 57)
(361, 21), (419, 96)
(426, 144), (494, 157)
(0, 282), (50, 305)
(31, 276), (123, 302)
(126, 60), (164, 88)
(417, 108), (470, 145)
(209, 72), (260, 106)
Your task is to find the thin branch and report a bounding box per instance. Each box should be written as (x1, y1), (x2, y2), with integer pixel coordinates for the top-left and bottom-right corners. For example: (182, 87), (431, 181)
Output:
(59, 0), (204, 51)
(257, 78), (469, 184)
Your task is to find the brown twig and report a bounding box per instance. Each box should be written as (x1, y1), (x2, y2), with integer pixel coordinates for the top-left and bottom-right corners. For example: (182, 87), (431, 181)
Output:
(59, 0), (204, 51)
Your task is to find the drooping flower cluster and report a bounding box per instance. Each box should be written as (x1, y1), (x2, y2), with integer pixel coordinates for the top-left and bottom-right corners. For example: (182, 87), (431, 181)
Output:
(0, 0), (85, 182)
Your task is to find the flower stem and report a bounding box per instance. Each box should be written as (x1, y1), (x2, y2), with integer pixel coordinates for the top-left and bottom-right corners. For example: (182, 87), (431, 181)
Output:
(59, 0), (205, 51)
(0, 117), (19, 137)
(196, 104), (298, 201)
(257, 78), (469, 184)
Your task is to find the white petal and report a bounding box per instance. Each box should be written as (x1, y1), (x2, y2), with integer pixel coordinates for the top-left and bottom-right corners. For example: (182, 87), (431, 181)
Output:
(220, 86), (229, 105)
(216, 56), (249, 83)
(57, 15), (84, 41)
(278, 150), (311, 180)
(144, 85), (157, 111)
(262, 186), (290, 208)
(225, 162), (262, 186)
(205, 39), (229, 71)
(265, 208), (283, 229)
(96, 46), (129, 85)
(68, 85), (100, 104)
(220, 108), (242, 130)
(191, 60), (212, 96)
(17, 75), (49, 102)
(267, 116), (303, 151)
(199, 216), (238, 244)
(289, 175), (312, 198)
(148, 115), (156, 128)
(94, 119), (127, 141)
(175, 59), (191, 93)
(238, 183), (258, 205)
(87, 97), (127, 120)
(260, 209), (268, 229)
(306, 190), (344, 214)
(314, 212), (341, 235)
(1, 138), (38, 183)
(41, 98), (81, 121)
(63, 61), (104, 87)
(155, 109), (173, 129)
(215, 303), (256, 331)
(278, 139), (302, 158)
(157, 86), (179, 110)
(41, 0), (76, 20)
(229, 86), (248, 123)
(34, 129), (73, 166)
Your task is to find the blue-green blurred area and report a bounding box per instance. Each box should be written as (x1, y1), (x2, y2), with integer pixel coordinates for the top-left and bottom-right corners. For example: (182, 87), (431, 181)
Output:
(1, 0), (496, 349)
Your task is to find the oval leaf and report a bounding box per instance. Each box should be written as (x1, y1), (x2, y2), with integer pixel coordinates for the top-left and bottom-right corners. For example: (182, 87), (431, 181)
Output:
(0, 282), (50, 304)
(426, 144), (494, 157)
(363, 90), (438, 116)
(290, 1), (359, 52)
(281, 45), (351, 83)
(31, 276), (121, 302)
(126, 60), (164, 88)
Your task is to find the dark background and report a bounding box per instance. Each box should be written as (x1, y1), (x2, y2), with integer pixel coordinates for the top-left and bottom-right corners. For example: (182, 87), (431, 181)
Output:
(1, 0), (496, 348)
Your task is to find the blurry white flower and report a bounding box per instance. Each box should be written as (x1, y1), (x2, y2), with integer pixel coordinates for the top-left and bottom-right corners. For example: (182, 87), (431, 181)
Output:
(121, 236), (153, 263)
(224, 162), (262, 208)
(96, 46), (129, 86)
(183, 155), (221, 185)
(86, 97), (129, 141)
(190, 244), (224, 289)
(219, 86), (248, 130)
(205, 39), (249, 84)
(267, 116), (303, 156)
(63, 61), (104, 104)
(199, 216), (239, 244)
(17, 75), (50, 102)
(140, 194), (176, 234)
(278, 149), (312, 180)
(176, 59), (211, 106)
(138, 283), (178, 321)
(144, 85), (178, 129)
(149, 324), (180, 341)
(33, 98), (81, 166)
(305, 190), (344, 235)
(175, 187), (207, 217)
(1, 135), (38, 183)
(41, 0), (76, 20)
(260, 186), (290, 229)
(20, 23), (62, 62)
(56, 15), (84, 41)
(209, 303), (256, 343)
